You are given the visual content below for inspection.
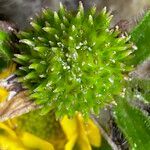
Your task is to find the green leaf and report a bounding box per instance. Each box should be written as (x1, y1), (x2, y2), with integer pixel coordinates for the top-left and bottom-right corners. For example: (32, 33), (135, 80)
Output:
(0, 30), (12, 71)
(17, 109), (63, 140)
(114, 98), (150, 150)
(131, 11), (150, 65)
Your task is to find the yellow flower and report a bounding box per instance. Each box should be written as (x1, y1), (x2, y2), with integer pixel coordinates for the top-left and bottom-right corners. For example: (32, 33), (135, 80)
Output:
(0, 113), (101, 150)
(60, 113), (101, 150)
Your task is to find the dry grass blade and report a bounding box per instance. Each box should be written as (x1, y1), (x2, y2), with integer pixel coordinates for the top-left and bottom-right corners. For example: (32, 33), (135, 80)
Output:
(0, 90), (39, 122)
(0, 74), (39, 122)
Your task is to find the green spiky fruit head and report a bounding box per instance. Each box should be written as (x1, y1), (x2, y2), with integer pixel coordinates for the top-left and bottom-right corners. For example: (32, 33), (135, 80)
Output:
(0, 30), (12, 71)
(15, 3), (134, 118)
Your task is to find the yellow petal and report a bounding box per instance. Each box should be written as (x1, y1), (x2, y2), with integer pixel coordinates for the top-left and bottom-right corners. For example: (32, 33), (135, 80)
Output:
(60, 115), (77, 139)
(77, 135), (92, 150)
(65, 134), (78, 150)
(0, 87), (8, 102)
(0, 136), (26, 150)
(20, 132), (54, 150)
(0, 63), (16, 79)
(0, 123), (17, 139)
(5, 119), (18, 130)
(84, 119), (101, 147)
(76, 113), (91, 150)
(60, 114), (101, 150)
(60, 115), (79, 150)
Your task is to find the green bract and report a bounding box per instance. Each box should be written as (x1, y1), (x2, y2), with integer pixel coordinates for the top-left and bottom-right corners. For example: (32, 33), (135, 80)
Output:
(15, 3), (134, 117)
(0, 30), (12, 71)
(17, 109), (62, 140)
